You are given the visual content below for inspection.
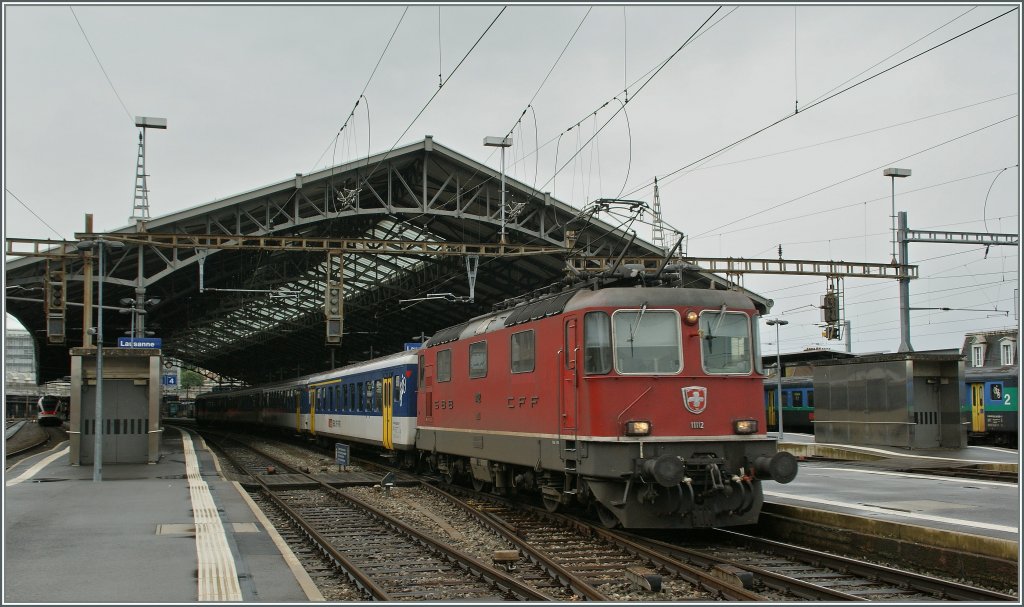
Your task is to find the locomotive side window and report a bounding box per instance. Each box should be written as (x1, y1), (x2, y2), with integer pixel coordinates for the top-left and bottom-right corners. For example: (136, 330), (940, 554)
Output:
(699, 311), (753, 374)
(469, 341), (488, 378)
(511, 330), (535, 373)
(418, 355), (424, 389)
(612, 309), (682, 374)
(584, 312), (613, 375)
(437, 349), (452, 382)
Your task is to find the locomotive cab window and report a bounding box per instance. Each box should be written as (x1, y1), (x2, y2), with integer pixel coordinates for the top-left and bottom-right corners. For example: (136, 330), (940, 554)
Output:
(511, 330), (535, 373)
(469, 342), (488, 378)
(583, 311), (613, 375)
(612, 308), (682, 374)
(437, 349), (452, 383)
(699, 311), (753, 374)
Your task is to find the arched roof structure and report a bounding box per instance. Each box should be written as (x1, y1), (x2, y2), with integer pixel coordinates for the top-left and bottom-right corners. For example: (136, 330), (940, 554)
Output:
(6, 136), (770, 385)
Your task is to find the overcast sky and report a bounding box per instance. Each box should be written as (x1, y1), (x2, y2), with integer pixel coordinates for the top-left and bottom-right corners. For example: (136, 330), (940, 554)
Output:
(3, 2), (1021, 358)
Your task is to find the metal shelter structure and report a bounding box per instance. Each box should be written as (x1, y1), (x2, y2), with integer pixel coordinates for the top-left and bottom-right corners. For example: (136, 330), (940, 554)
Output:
(7, 136), (769, 386)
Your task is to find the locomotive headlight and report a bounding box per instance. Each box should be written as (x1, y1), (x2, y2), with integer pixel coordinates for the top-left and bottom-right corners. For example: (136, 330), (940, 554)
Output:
(624, 420), (651, 436)
(733, 419), (758, 434)
(683, 310), (699, 325)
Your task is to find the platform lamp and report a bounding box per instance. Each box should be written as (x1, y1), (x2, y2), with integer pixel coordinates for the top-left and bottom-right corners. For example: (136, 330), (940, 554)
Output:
(882, 168), (911, 264)
(765, 318), (789, 441)
(483, 136), (513, 244)
(77, 238), (126, 482)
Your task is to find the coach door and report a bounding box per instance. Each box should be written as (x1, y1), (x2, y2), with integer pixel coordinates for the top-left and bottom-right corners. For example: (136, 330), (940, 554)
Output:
(970, 383), (986, 433)
(382, 376), (394, 450)
(560, 318), (579, 438)
(307, 388), (317, 435)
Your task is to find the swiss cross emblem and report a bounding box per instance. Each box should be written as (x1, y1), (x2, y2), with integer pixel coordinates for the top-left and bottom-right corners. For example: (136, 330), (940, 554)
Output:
(683, 386), (708, 414)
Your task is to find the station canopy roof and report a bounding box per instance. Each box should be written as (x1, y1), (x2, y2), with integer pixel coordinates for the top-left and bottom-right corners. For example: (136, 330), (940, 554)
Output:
(6, 136), (770, 386)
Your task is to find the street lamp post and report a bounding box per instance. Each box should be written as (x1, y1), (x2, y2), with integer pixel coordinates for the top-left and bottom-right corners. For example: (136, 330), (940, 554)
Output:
(483, 136), (513, 243)
(883, 168), (912, 352)
(77, 238), (126, 481)
(882, 168), (911, 264)
(766, 318), (789, 441)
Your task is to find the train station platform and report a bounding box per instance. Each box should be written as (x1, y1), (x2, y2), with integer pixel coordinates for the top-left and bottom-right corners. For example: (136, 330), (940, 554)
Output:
(766, 432), (1019, 568)
(3, 427), (321, 603)
(4, 425), (1017, 601)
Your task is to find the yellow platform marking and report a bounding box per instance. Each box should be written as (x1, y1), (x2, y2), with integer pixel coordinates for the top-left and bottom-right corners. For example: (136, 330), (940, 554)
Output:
(179, 428), (243, 602)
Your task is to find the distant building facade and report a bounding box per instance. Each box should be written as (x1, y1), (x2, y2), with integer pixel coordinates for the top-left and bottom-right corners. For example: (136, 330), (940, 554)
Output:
(5, 329), (39, 417)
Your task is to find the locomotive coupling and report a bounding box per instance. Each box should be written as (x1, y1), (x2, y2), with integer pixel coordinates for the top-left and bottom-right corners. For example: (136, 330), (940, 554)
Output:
(641, 454), (687, 487)
(753, 451), (798, 484)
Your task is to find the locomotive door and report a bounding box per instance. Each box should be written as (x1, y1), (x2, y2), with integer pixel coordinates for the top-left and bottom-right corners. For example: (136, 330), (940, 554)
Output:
(382, 377), (394, 450)
(560, 318), (579, 437)
(970, 383), (986, 433)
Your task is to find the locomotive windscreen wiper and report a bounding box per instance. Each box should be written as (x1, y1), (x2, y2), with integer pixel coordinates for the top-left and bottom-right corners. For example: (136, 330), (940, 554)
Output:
(628, 302), (648, 354)
(705, 304), (728, 351)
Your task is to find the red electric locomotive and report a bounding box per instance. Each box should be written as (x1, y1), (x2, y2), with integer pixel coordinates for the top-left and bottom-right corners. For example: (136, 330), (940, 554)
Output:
(415, 285), (797, 529)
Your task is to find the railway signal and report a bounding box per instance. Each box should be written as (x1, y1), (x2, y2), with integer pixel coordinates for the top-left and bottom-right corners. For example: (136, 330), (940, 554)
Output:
(45, 261), (66, 344)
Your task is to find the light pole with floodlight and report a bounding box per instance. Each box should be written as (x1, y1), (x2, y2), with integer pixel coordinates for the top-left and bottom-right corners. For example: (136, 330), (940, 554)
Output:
(766, 318), (788, 441)
(77, 238), (126, 481)
(882, 168), (911, 264)
(483, 136), (512, 243)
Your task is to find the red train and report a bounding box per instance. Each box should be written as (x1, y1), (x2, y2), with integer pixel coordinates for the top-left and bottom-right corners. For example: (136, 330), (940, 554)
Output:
(415, 285), (796, 529)
(197, 283), (797, 529)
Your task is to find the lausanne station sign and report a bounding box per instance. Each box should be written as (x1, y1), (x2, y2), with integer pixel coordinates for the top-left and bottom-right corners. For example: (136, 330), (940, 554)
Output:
(117, 337), (162, 349)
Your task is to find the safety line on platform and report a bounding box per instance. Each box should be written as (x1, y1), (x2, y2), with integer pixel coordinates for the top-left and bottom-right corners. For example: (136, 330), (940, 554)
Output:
(179, 428), (243, 602)
(5, 444), (69, 487)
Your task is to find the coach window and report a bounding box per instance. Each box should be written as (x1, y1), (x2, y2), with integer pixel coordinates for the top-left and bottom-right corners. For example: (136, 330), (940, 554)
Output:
(583, 311), (613, 375)
(394, 375), (402, 404)
(357, 382), (364, 412)
(437, 349), (452, 382)
(699, 311), (753, 374)
(792, 390), (803, 407)
(373, 380), (383, 412)
(367, 381), (377, 412)
(511, 330), (535, 373)
(612, 309), (682, 374)
(469, 342), (488, 378)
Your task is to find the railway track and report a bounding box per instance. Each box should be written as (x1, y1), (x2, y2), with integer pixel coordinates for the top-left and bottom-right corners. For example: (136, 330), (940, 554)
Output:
(202, 431), (550, 601)
(204, 431), (1018, 602)
(433, 483), (1017, 602)
(623, 528), (1017, 602)
(5, 424), (64, 462)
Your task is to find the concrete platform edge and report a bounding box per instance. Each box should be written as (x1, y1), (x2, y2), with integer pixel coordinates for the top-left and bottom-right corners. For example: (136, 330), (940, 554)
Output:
(762, 502), (1018, 562)
(230, 480), (326, 601)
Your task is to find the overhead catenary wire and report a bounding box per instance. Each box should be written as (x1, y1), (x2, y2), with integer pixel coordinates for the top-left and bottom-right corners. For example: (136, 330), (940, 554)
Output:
(537, 6), (726, 195)
(309, 6), (408, 173)
(620, 6), (1019, 206)
(689, 114), (1018, 240)
(5, 188), (66, 241)
(69, 6), (133, 126)
(360, 6), (506, 183)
